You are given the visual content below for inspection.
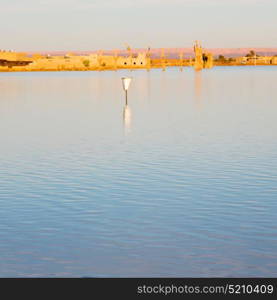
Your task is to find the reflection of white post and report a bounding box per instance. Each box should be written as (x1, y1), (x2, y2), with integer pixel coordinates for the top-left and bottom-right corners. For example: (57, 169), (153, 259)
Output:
(123, 105), (132, 130)
(121, 77), (132, 105)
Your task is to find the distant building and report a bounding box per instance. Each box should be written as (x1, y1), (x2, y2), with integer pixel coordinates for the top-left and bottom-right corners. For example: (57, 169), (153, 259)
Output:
(235, 56), (247, 64)
(117, 52), (149, 68)
(203, 52), (213, 68)
(270, 56), (277, 64)
(236, 55), (277, 65)
(0, 50), (29, 61)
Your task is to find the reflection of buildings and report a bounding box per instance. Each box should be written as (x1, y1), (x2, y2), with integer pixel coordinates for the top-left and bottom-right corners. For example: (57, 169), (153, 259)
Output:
(194, 71), (202, 109)
(123, 105), (132, 132)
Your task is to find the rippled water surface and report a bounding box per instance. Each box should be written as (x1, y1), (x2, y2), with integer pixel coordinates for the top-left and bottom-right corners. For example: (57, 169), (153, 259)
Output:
(0, 67), (277, 277)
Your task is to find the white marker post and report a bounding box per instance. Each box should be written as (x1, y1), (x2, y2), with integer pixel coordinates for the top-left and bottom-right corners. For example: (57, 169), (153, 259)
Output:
(121, 77), (132, 105)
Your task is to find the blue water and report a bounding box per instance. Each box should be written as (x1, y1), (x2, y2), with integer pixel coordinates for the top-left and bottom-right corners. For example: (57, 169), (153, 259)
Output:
(0, 66), (277, 277)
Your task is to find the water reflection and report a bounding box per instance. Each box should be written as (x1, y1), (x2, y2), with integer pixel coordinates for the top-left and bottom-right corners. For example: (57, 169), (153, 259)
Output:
(1, 68), (277, 277)
(123, 104), (132, 133)
(194, 70), (202, 110)
(194, 70), (202, 99)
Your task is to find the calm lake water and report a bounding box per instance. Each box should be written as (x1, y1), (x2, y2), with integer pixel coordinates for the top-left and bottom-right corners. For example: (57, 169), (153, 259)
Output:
(0, 66), (277, 277)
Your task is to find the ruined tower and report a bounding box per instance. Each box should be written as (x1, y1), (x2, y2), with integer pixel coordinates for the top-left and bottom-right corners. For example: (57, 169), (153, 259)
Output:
(179, 51), (184, 71)
(113, 50), (118, 70)
(193, 41), (204, 71)
(146, 47), (151, 71)
(161, 48), (166, 71)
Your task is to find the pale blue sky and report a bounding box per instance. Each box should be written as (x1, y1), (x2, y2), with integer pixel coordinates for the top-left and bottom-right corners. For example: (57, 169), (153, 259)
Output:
(1, 0), (277, 51)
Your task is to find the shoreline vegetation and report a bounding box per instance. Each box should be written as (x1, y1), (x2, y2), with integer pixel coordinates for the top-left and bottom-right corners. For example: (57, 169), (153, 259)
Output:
(1, 46), (276, 73)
